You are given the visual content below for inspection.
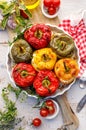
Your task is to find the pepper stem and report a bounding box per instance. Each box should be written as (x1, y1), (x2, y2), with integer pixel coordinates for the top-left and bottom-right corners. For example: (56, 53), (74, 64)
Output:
(34, 29), (43, 39)
(42, 54), (51, 62)
(42, 76), (50, 88)
(42, 79), (50, 87)
(20, 70), (28, 77)
(63, 62), (70, 73)
(20, 70), (35, 78)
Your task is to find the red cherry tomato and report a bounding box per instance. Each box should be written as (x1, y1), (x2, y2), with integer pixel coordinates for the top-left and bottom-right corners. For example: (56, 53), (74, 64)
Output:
(32, 118), (41, 127)
(40, 108), (49, 117)
(43, 0), (53, 7)
(53, 0), (60, 8)
(20, 10), (29, 19)
(48, 7), (56, 15)
(45, 99), (54, 107)
(48, 106), (55, 115)
(43, 0), (60, 8)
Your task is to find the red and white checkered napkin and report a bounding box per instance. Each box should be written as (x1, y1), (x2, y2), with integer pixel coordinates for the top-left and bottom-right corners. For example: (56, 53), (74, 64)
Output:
(58, 18), (86, 78)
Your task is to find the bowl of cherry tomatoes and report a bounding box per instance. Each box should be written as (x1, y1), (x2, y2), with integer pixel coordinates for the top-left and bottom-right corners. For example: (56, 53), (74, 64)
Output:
(41, 0), (60, 18)
(39, 99), (59, 119)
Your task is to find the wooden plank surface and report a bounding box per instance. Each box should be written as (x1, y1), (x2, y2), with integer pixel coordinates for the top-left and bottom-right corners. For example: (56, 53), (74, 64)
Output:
(7, 1), (79, 130)
(56, 93), (79, 130)
(30, 1), (59, 25)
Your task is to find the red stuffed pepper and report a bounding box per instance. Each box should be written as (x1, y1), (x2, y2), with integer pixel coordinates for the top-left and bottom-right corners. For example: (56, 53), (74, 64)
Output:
(24, 24), (51, 49)
(33, 70), (59, 96)
(12, 63), (36, 88)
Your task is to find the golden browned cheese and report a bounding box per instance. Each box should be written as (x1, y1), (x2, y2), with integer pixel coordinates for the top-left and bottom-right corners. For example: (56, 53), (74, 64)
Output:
(54, 58), (79, 84)
(32, 48), (57, 71)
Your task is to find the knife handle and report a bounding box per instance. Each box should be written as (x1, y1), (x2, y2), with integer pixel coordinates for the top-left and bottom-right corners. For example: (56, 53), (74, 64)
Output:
(56, 93), (79, 130)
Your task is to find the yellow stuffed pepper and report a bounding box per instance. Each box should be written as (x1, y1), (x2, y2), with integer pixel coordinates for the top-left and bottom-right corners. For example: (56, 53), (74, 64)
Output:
(32, 48), (57, 71)
(54, 58), (79, 84)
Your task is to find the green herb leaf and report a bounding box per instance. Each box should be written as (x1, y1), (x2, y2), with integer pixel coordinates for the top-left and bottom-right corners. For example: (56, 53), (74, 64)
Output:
(8, 23), (32, 46)
(3, 3), (14, 16)
(24, 8), (32, 18)
(0, 84), (24, 129)
(7, 84), (22, 99)
(0, 2), (8, 9)
(1, 15), (9, 29)
(19, 3), (26, 10)
(16, 16), (26, 26)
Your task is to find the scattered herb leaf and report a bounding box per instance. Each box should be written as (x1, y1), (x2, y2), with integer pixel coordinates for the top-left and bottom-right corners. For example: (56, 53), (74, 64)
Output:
(0, 84), (25, 130)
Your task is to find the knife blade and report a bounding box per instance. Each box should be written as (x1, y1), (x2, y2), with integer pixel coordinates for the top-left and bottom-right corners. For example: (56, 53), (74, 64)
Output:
(76, 94), (86, 112)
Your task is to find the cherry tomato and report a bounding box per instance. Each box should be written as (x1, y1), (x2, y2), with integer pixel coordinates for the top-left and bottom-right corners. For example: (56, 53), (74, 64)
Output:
(32, 118), (41, 127)
(48, 106), (55, 115)
(48, 7), (56, 15)
(20, 10), (29, 19)
(45, 99), (54, 107)
(44, 0), (60, 8)
(43, 0), (53, 7)
(53, 0), (60, 8)
(40, 108), (49, 117)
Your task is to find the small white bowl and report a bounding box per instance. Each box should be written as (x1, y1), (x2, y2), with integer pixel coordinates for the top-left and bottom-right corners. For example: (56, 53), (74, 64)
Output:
(41, 99), (59, 119)
(41, 4), (59, 19)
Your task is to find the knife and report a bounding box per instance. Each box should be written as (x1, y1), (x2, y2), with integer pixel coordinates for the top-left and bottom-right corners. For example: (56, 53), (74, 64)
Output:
(76, 94), (86, 113)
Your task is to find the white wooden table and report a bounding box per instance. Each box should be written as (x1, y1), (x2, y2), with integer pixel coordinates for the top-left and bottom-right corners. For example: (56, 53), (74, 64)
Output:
(0, 0), (86, 130)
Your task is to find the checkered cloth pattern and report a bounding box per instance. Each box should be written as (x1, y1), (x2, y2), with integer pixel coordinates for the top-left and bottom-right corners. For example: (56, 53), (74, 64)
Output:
(58, 19), (86, 77)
